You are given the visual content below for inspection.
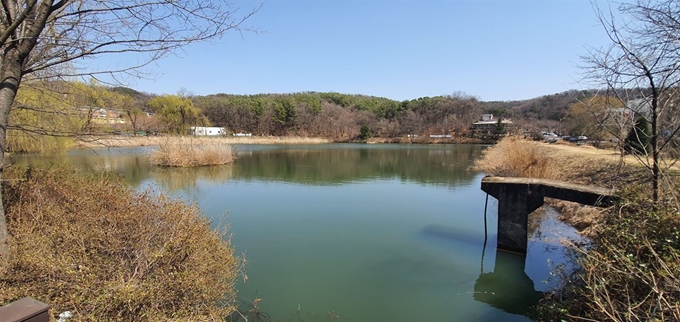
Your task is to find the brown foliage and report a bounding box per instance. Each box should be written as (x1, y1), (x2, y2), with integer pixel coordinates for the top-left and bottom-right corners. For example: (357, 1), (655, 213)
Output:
(0, 166), (240, 321)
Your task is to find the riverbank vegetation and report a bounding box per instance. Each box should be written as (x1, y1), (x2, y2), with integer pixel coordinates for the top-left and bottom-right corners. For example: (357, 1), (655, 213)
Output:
(149, 137), (235, 167)
(0, 166), (240, 320)
(476, 137), (680, 321)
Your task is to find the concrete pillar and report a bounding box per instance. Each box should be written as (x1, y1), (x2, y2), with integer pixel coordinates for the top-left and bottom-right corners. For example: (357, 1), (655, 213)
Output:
(482, 182), (543, 253)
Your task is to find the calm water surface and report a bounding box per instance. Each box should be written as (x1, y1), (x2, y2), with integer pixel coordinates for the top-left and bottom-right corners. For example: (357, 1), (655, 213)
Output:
(16, 144), (581, 321)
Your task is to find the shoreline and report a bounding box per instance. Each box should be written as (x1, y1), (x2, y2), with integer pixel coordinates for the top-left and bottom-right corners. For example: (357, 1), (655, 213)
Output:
(73, 135), (333, 148)
(73, 135), (497, 149)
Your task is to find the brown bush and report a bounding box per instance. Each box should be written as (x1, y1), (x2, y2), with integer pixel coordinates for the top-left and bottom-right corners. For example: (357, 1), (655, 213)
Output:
(0, 166), (240, 321)
(149, 137), (234, 167)
(474, 137), (560, 179)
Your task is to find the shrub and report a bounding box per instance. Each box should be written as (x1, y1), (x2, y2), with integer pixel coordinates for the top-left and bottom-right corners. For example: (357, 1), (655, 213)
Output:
(149, 137), (235, 167)
(359, 125), (371, 140)
(0, 166), (240, 321)
(537, 184), (680, 321)
(624, 117), (652, 155)
(474, 137), (560, 179)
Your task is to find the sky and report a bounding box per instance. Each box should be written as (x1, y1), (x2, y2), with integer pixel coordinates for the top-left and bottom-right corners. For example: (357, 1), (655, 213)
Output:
(100, 0), (617, 102)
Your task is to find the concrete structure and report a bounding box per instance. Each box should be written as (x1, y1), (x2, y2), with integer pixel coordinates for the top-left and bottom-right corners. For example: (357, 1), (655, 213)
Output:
(481, 176), (617, 253)
(191, 126), (226, 136)
(0, 297), (50, 322)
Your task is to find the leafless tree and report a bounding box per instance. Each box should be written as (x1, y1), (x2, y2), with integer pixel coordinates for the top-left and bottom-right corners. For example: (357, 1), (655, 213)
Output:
(0, 0), (260, 266)
(584, 0), (680, 203)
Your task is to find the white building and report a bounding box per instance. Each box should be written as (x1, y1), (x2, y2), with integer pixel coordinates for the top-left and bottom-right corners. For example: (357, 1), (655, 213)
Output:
(191, 126), (226, 136)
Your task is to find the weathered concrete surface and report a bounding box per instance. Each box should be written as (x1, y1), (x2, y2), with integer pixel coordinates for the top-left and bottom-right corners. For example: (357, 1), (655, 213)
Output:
(0, 297), (50, 322)
(481, 176), (617, 253)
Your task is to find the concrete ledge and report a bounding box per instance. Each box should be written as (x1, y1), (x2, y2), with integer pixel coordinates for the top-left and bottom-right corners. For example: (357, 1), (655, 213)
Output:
(481, 176), (617, 207)
(481, 176), (618, 253)
(0, 297), (50, 322)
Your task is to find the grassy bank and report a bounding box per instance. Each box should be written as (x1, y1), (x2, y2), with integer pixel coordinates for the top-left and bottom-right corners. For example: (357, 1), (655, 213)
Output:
(475, 138), (680, 321)
(0, 166), (240, 320)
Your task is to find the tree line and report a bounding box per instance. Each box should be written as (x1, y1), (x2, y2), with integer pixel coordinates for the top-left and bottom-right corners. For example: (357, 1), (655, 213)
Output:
(9, 79), (639, 152)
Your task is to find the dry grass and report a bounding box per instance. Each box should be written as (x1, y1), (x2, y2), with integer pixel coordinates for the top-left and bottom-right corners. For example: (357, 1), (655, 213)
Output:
(0, 166), (240, 321)
(149, 137), (235, 167)
(539, 185), (680, 322)
(75, 135), (331, 148)
(474, 137), (561, 179)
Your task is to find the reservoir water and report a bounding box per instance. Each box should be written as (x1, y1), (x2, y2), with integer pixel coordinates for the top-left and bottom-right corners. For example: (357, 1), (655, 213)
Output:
(14, 143), (581, 321)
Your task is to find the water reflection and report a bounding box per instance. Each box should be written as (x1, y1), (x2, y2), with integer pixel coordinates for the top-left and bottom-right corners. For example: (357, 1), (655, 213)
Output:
(150, 165), (234, 192)
(474, 249), (543, 316)
(232, 144), (484, 187)
(10, 144), (486, 192)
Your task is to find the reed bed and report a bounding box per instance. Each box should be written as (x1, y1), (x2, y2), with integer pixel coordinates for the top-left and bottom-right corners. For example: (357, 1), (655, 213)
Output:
(474, 137), (561, 179)
(149, 137), (235, 167)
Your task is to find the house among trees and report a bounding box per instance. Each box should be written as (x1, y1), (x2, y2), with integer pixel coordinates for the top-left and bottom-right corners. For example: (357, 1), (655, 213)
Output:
(470, 114), (513, 139)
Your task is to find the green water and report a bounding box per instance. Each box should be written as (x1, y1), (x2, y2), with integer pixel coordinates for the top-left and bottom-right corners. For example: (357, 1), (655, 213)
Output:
(14, 144), (581, 321)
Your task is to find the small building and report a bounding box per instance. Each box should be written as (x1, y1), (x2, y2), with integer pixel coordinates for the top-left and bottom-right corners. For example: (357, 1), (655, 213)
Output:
(470, 114), (514, 139)
(191, 126), (226, 136)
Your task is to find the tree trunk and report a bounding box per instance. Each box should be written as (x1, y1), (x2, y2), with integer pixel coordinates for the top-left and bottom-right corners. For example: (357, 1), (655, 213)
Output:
(0, 49), (26, 267)
(0, 0), (51, 267)
(652, 96), (660, 203)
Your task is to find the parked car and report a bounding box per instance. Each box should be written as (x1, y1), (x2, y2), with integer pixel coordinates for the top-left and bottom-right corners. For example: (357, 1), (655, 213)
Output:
(577, 135), (588, 141)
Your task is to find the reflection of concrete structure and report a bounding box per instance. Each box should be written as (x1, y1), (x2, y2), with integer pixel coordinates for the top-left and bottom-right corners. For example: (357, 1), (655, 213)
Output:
(481, 176), (617, 253)
(474, 249), (542, 316)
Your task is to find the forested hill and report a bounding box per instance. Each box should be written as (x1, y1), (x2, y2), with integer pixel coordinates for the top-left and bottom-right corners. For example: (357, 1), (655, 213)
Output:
(482, 89), (595, 121)
(189, 90), (594, 139)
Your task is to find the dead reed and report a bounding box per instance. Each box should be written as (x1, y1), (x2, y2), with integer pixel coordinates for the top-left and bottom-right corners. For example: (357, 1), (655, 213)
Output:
(474, 137), (561, 179)
(149, 137), (235, 167)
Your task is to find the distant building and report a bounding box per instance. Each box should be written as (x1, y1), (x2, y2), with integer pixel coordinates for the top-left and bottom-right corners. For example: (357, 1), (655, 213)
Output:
(191, 126), (226, 136)
(470, 114), (514, 139)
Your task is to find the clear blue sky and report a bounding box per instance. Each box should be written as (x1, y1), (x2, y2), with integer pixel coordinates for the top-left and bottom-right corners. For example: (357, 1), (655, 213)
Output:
(114, 0), (615, 102)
